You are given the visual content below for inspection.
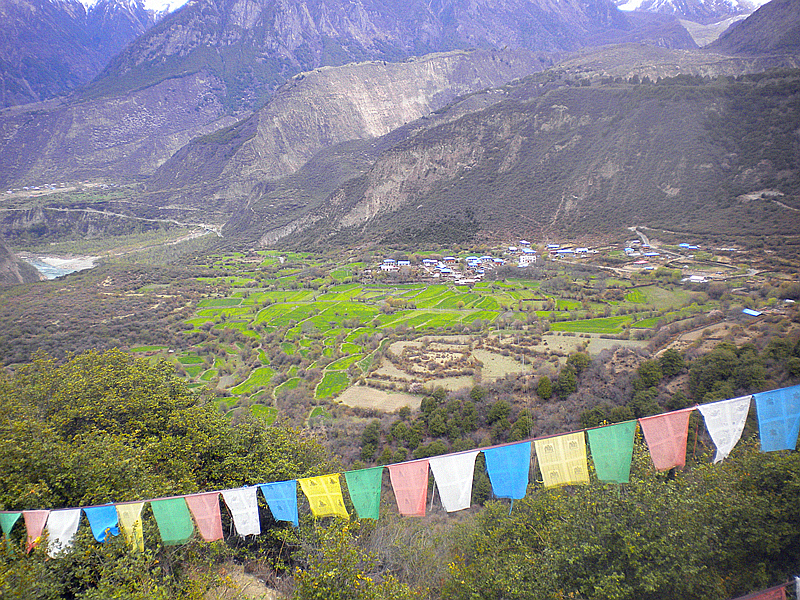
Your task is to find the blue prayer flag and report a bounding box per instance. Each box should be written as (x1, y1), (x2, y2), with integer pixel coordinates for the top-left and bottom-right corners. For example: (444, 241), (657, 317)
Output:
(259, 481), (299, 527)
(754, 384), (800, 452)
(483, 442), (531, 500)
(83, 505), (119, 542)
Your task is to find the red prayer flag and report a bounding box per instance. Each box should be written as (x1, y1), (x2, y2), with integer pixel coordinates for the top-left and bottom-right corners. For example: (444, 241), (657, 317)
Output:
(22, 510), (50, 553)
(638, 408), (694, 471)
(185, 492), (223, 542)
(731, 583), (788, 600)
(388, 460), (429, 517)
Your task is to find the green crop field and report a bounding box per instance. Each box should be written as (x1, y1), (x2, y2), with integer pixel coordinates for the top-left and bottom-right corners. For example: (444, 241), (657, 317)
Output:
(129, 345), (168, 353)
(315, 371), (349, 399)
(327, 354), (364, 370)
(231, 366), (276, 395)
(550, 316), (632, 334)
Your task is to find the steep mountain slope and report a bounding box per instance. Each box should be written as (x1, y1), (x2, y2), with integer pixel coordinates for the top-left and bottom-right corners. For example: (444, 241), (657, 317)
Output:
(0, 0), (159, 107)
(250, 68), (800, 247)
(618, 0), (756, 25)
(145, 49), (554, 203)
(710, 0), (800, 55)
(91, 0), (680, 112)
(0, 239), (43, 285)
(0, 72), (236, 186)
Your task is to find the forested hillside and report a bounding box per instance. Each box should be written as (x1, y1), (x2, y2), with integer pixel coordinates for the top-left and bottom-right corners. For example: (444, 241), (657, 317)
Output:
(1, 350), (800, 599)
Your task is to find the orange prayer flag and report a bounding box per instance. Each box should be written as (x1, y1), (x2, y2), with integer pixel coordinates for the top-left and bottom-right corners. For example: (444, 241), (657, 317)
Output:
(638, 408), (694, 471)
(388, 461), (429, 517)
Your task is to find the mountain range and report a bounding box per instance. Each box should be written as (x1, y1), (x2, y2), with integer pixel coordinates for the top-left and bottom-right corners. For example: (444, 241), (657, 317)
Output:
(0, 0), (799, 251)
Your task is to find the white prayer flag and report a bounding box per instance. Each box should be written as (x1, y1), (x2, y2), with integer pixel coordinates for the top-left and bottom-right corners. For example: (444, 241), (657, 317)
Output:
(428, 451), (480, 513)
(698, 395), (751, 463)
(46, 508), (82, 557)
(221, 487), (261, 537)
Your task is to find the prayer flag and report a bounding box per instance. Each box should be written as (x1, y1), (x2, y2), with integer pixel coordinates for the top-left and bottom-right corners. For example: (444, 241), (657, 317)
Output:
(344, 467), (383, 520)
(534, 432), (590, 487)
(185, 493), (223, 541)
(116, 503), (145, 552)
(150, 498), (194, 545)
(46, 508), (82, 557)
(483, 442), (531, 500)
(698, 395), (751, 462)
(587, 421), (637, 483)
(754, 385), (800, 452)
(0, 512), (21, 538)
(221, 487), (261, 536)
(388, 461), (429, 517)
(22, 510), (49, 553)
(429, 451), (479, 512)
(259, 481), (299, 527)
(83, 505), (119, 543)
(732, 584), (788, 600)
(298, 475), (349, 519)
(638, 408), (694, 471)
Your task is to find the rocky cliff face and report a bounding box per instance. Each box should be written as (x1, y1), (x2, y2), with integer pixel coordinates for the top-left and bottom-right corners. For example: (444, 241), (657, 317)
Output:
(256, 63), (800, 247)
(148, 49), (555, 199)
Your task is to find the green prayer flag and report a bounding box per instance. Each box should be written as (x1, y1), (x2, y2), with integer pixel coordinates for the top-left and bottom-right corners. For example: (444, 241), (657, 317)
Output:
(344, 467), (383, 520)
(0, 512), (21, 538)
(587, 421), (637, 483)
(150, 498), (194, 545)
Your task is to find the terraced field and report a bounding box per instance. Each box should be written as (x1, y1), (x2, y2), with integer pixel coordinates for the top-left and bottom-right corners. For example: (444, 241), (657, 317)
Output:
(128, 250), (710, 422)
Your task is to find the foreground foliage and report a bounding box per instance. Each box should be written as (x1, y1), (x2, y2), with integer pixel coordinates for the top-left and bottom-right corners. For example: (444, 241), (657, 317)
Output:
(443, 440), (800, 600)
(0, 350), (334, 599)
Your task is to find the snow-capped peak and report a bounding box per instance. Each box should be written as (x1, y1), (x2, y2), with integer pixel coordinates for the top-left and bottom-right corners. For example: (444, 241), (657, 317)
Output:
(76, 0), (189, 14)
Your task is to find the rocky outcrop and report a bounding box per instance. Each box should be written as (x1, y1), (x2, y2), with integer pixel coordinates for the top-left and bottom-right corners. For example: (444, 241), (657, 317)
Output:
(0, 238), (44, 285)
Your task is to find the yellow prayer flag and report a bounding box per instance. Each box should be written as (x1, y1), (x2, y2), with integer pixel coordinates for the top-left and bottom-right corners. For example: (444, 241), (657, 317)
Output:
(534, 432), (590, 487)
(298, 474), (349, 518)
(116, 503), (145, 553)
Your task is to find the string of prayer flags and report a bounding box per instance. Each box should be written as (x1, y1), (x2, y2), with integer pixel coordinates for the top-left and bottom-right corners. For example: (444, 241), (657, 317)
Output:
(185, 493), (223, 541)
(587, 421), (637, 483)
(754, 384), (800, 452)
(698, 395), (751, 463)
(388, 460), (429, 517)
(0, 512), (20, 540)
(116, 503), (145, 552)
(23, 510), (49, 552)
(638, 407), (694, 471)
(46, 509), (81, 557)
(259, 481), (299, 527)
(150, 498), (194, 545)
(483, 442), (531, 499)
(83, 505), (119, 543)
(298, 475), (349, 519)
(221, 487), (261, 536)
(344, 467), (383, 520)
(429, 451), (480, 512)
(534, 432), (590, 487)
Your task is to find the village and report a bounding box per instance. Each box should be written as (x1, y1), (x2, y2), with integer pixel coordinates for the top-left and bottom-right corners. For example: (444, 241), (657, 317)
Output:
(368, 235), (741, 285)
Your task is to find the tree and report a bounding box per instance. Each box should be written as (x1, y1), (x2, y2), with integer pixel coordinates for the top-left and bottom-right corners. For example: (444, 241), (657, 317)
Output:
(658, 348), (685, 378)
(537, 376), (553, 400)
(556, 366), (577, 398)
